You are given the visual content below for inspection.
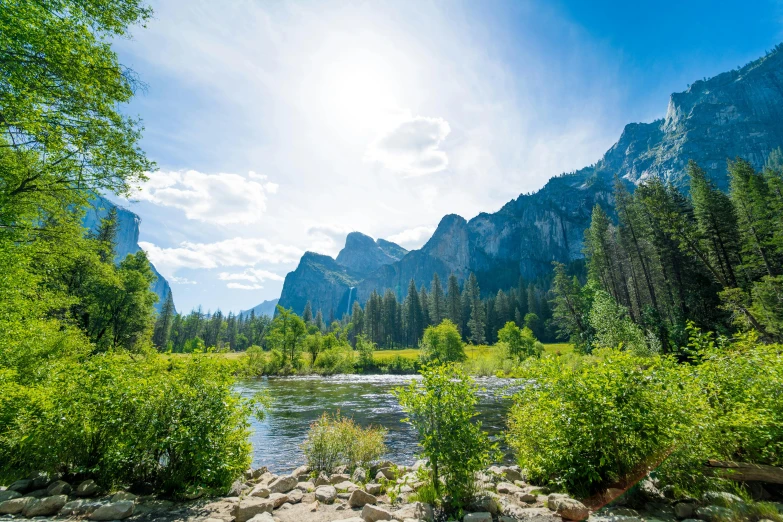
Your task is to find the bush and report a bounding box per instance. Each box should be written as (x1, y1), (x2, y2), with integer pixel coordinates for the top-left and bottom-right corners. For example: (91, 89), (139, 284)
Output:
(507, 349), (699, 497)
(376, 355), (419, 374)
(313, 343), (355, 375)
(394, 364), (496, 512)
(420, 320), (466, 364)
(301, 412), (387, 472)
(0, 352), (264, 497)
(497, 322), (543, 361)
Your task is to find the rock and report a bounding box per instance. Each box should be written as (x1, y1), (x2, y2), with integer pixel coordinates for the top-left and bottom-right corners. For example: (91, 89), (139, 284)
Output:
(353, 467), (368, 483)
(335, 480), (360, 492)
(23, 494), (68, 517)
(296, 481), (315, 492)
(514, 491), (537, 503)
(288, 489), (304, 504)
(268, 492), (289, 509)
(392, 502), (433, 522)
(292, 465), (310, 479)
(228, 478), (246, 496)
(0, 497), (35, 514)
(258, 472), (276, 485)
(251, 485), (271, 497)
(75, 479), (101, 497)
(330, 473), (351, 484)
(547, 493), (569, 510)
(336, 502), (347, 510)
(606, 488), (626, 505)
(637, 479), (664, 502)
(0, 491), (21, 502)
(269, 474), (298, 493)
(412, 459), (428, 471)
(247, 513), (275, 522)
(28, 471), (51, 489)
(315, 472), (331, 486)
(674, 502), (695, 519)
(376, 471), (387, 481)
(24, 488), (48, 498)
(376, 466), (396, 480)
(7, 479), (32, 493)
(553, 498), (589, 521)
(89, 500), (135, 520)
(362, 503), (393, 522)
(496, 482), (521, 494)
(338, 492), (351, 500)
(111, 491), (137, 502)
(349, 489), (377, 507)
(696, 505), (734, 521)
(315, 485), (337, 504)
(470, 494), (500, 515)
(463, 513), (492, 522)
(366, 483), (382, 495)
(46, 480), (72, 496)
(341, 518), (365, 522)
(233, 497), (274, 522)
(500, 466), (523, 482)
(308, 500), (319, 511)
(702, 491), (744, 507)
(60, 499), (103, 517)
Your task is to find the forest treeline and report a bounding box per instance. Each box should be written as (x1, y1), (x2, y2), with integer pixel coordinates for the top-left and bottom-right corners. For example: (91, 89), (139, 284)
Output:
(550, 156), (783, 355)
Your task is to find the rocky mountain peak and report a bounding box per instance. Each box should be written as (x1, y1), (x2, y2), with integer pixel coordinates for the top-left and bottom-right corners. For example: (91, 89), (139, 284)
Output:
(336, 232), (407, 278)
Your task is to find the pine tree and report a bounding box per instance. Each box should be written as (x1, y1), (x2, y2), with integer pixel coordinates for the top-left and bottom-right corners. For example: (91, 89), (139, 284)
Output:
(315, 310), (324, 332)
(465, 273), (485, 344)
(404, 279), (423, 346)
(152, 290), (175, 349)
(302, 301), (313, 323)
(550, 262), (593, 352)
(429, 273), (446, 325)
(446, 274), (462, 332)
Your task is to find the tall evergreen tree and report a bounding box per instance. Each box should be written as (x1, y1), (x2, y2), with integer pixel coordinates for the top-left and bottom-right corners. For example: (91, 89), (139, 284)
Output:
(446, 274), (462, 332)
(465, 273), (486, 344)
(429, 273), (446, 325)
(153, 291), (176, 349)
(302, 301), (313, 324)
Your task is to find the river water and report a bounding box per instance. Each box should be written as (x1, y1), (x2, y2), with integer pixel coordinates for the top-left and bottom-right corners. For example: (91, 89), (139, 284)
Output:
(235, 374), (522, 473)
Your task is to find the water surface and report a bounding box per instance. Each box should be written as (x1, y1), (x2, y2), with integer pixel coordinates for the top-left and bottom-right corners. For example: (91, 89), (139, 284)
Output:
(235, 374), (520, 472)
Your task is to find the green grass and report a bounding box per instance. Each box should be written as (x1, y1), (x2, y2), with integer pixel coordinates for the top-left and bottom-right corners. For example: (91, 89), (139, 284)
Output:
(373, 343), (574, 361)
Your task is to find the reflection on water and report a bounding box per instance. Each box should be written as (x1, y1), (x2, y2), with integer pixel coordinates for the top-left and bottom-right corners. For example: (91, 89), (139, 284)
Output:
(235, 374), (521, 473)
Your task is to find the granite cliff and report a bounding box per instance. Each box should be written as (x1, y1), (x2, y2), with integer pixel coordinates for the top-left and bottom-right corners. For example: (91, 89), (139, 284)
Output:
(83, 197), (174, 312)
(278, 46), (783, 316)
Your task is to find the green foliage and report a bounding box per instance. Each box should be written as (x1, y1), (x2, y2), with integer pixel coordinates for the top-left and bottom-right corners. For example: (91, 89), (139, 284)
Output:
(356, 335), (376, 370)
(507, 349), (699, 497)
(394, 364), (496, 511)
(267, 306), (307, 367)
(420, 319), (466, 364)
(301, 412), (387, 472)
(497, 321), (542, 361)
(313, 342), (355, 375)
(589, 289), (656, 356)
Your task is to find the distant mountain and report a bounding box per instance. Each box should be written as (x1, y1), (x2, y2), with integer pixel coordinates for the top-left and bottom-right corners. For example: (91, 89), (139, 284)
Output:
(82, 197), (175, 313)
(239, 298), (280, 318)
(279, 46), (783, 315)
(277, 233), (408, 317)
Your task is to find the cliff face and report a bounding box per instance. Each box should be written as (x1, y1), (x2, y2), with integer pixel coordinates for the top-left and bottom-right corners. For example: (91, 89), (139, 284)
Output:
(335, 232), (409, 278)
(279, 46), (783, 313)
(239, 298), (279, 318)
(83, 197), (174, 312)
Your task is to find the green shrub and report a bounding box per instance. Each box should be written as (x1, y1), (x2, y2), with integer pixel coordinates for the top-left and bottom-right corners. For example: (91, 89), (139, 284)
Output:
(0, 352), (264, 497)
(313, 344), (355, 375)
(301, 412), (387, 472)
(507, 348), (700, 497)
(377, 355), (419, 374)
(497, 321), (543, 361)
(394, 364), (496, 512)
(420, 320), (466, 364)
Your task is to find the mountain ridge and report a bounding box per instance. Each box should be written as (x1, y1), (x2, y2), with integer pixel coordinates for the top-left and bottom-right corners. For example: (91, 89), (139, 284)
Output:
(278, 45), (783, 316)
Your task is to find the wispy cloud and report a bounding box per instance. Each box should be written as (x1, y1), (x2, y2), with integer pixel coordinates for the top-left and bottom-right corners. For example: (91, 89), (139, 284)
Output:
(387, 225), (437, 249)
(131, 170), (278, 225)
(365, 115), (451, 176)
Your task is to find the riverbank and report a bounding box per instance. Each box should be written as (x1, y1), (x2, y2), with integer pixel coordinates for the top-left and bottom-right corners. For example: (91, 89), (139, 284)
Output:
(3, 462), (774, 522)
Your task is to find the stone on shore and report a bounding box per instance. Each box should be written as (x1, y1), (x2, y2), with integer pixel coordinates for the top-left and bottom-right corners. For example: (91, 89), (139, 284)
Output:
(292, 465), (310, 479)
(553, 498), (589, 521)
(89, 500), (135, 520)
(330, 473), (350, 484)
(250, 484), (271, 498)
(75, 479), (100, 497)
(315, 472), (331, 486)
(296, 481), (315, 492)
(60, 499), (103, 517)
(269, 474), (298, 493)
(496, 482), (521, 494)
(247, 513), (275, 522)
(353, 467), (368, 483)
(464, 513), (492, 522)
(233, 497), (274, 522)
(362, 503), (392, 522)
(46, 480), (72, 496)
(315, 485), (337, 504)
(288, 489), (304, 504)
(335, 480), (359, 492)
(0, 491), (21, 502)
(365, 483), (382, 495)
(0, 497), (35, 515)
(7, 479), (32, 493)
(111, 491), (137, 502)
(348, 489), (376, 507)
(23, 495), (67, 517)
(392, 502), (433, 522)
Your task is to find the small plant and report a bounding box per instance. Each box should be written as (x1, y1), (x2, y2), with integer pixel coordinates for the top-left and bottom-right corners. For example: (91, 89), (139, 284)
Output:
(301, 412), (387, 472)
(394, 363), (496, 512)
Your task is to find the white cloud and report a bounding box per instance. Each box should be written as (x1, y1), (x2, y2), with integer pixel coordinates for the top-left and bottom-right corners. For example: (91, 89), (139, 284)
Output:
(139, 238), (302, 279)
(170, 276), (197, 285)
(132, 170), (277, 225)
(365, 115), (451, 176)
(306, 224), (353, 256)
(227, 282), (264, 290)
(387, 225), (437, 249)
(218, 268), (285, 284)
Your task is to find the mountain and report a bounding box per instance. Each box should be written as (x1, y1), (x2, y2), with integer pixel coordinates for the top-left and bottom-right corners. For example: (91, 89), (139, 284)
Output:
(82, 197), (175, 312)
(277, 233), (407, 317)
(239, 298), (279, 318)
(279, 46), (783, 315)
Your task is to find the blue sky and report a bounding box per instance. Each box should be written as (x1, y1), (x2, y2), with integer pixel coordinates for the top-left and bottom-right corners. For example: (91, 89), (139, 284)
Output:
(114, 0), (783, 314)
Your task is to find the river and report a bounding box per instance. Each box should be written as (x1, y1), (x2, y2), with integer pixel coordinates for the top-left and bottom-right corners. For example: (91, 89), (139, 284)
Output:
(235, 374), (522, 473)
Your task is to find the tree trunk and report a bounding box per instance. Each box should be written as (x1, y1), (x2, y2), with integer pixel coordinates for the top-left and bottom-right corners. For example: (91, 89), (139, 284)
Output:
(704, 460), (783, 484)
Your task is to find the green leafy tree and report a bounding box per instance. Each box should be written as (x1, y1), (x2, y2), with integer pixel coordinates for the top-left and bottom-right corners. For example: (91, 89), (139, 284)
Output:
(420, 319), (466, 364)
(267, 306), (307, 366)
(465, 273), (485, 344)
(394, 364), (496, 512)
(355, 334), (375, 370)
(497, 321), (542, 361)
(550, 262), (594, 352)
